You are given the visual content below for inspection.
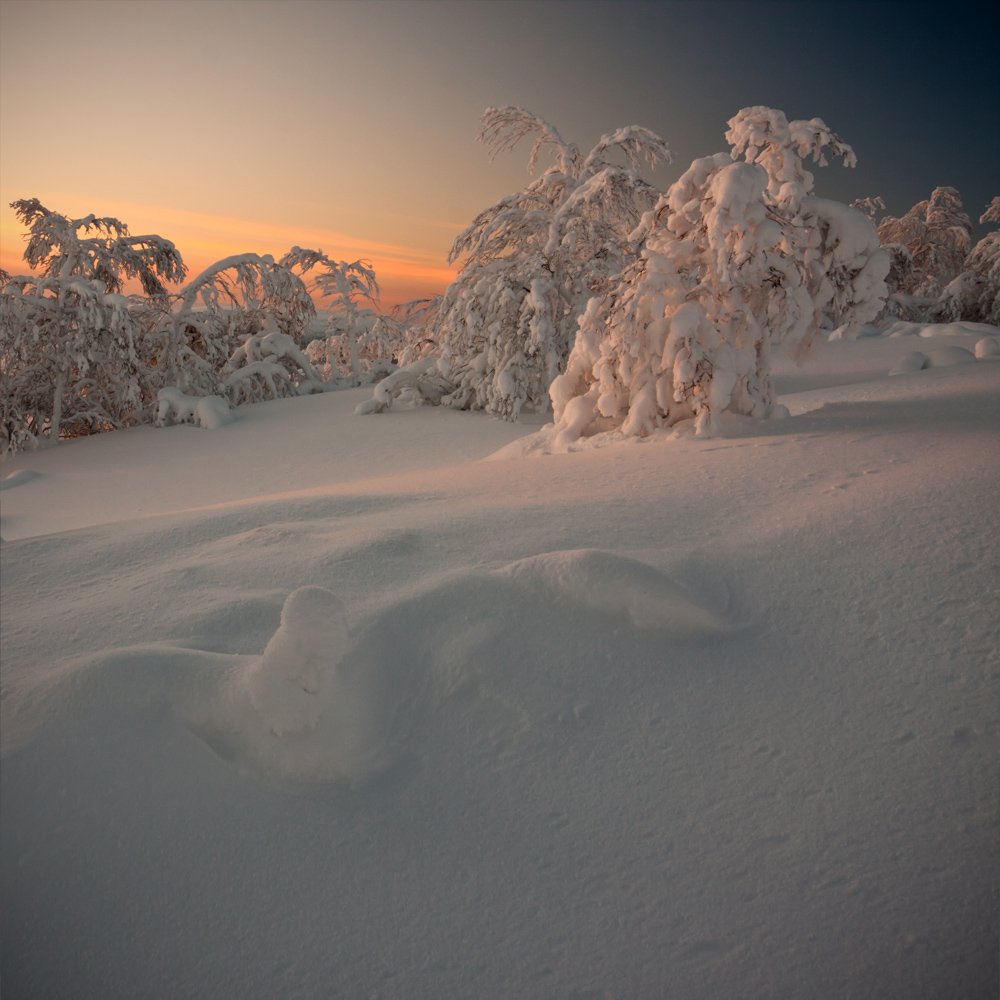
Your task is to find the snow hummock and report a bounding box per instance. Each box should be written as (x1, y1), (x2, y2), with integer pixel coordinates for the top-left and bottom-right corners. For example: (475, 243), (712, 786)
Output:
(888, 351), (929, 376)
(974, 335), (999, 358)
(1, 325), (998, 999)
(245, 586), (349, 736)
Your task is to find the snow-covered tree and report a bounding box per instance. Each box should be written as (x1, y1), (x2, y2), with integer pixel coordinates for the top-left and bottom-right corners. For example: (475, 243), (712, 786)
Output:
(10, 197), (186, 297)
(0, 199), (186, 451)
(168, 253), (316, 401)
(935, 197), (1000, 325)
(389, 296), (441, 365)
(548, 107), (888, 444)
(435, 106), (671, 419)
(877, 186), (973, 298)
(281, 247), (379, 383)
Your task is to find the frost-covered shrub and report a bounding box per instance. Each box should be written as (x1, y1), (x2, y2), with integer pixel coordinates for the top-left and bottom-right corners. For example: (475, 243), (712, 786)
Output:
(389, 297), (442, 366)
(549, 107), (888, 443)
(877, 186), (973, 299)
(221, 322), (325, 404)
(155, 388), (233, 429)
(354, 356), (456, 414)
(0, 199), (186, 451)
(168, 253), (316, 401)
(281, 248), (379, 384)
(302, 309), (386, 383)
(435, 106), (671, 420)
(437, 260), (569, 419)
(934, 198), (1000, 326)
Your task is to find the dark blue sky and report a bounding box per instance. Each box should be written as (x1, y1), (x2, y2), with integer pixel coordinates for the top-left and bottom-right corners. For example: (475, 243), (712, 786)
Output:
(475, 0), (1000, 231)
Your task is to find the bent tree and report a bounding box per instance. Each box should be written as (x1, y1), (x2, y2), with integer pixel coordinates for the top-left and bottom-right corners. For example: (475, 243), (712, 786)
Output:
(0, 199), (186, 449)
(436, 106), (672, 420)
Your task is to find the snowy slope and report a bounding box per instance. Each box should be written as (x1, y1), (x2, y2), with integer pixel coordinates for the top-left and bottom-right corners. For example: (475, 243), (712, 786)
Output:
(1, 328), (998, 999)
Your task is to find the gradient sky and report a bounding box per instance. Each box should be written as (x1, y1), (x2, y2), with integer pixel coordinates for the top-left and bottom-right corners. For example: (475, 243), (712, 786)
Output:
(1, 0), (997, 306)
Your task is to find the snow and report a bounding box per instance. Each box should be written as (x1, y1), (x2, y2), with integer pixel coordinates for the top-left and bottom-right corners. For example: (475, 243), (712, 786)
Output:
(156, 388), (234, 430)
(2, 326), (998, 998)
(924, 345), (977, 368)
(974, 335), (999, 359)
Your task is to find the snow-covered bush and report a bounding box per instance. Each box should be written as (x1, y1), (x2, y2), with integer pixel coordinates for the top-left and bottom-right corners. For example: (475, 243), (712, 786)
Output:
(354, 356), (456, 414)
(435, 106), (671, 420)
(934, 197), (1000, 326)
(0, 199), (186, 451)
(389, 297), (442, 365)
(10, 197), (186, 297)
(221, 319), (325, 404)
(347, 299), (445, 411)
(877, 187), (973, 300)
(281, 247), (379, 383)
(361, 312), (432, 370)
(168, 253), (316, 401)
(303, 308), (383, 383)
(155, 387), (233, 429)
(548, 107), (889, 443)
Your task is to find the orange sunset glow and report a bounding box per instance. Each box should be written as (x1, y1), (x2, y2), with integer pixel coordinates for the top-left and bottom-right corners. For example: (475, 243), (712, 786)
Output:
(3, 0), (995, 313)
(0, 198), (458, 309)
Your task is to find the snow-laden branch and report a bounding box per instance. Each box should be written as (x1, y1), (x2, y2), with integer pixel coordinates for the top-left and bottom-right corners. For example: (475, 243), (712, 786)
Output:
(478, 106), (579, 176)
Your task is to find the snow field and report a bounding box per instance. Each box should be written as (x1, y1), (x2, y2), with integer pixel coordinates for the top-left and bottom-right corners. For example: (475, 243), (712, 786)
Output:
(1, 328), (998, 998)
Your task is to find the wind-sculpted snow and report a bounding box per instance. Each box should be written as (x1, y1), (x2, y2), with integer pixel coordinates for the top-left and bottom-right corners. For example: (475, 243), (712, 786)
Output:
(495, 549), (735, 634)
(181, 585), (398, 784)
(888, 345), (978, 375)
(0, 468), (44, 490)
(2, 333), (998, 999)
(2, 550), (739, 787)
(244, 587), (349, 737)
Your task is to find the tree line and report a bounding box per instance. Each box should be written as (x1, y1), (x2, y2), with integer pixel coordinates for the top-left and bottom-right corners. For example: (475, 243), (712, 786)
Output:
(2, 105), (996, 453)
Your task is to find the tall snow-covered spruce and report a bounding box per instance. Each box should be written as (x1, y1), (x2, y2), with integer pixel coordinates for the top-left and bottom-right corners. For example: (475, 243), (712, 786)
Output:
(547, 107), (889, 444)
(434, 107), (671, 420)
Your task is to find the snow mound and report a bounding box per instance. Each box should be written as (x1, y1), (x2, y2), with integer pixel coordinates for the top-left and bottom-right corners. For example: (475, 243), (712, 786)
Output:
(184, 586), (398, 784)
(495, 549), (734, 635)
(195, 395), (236, 429)
(883, 320), (1000, 339)
(889, 345), (977, 375)
(243, 586), (348, 736)
(888, 351), (929, 376)
(974, 336), (999, 359)
(179, 551), (737, 784)
(924, 346), (977, 368)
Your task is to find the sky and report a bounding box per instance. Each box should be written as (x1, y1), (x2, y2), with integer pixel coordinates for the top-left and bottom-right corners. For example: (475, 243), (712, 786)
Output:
(1, 0), (997, 307)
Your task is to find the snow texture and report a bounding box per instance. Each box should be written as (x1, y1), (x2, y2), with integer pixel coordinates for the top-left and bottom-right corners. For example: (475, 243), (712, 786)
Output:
(1, 326), (998, 999)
